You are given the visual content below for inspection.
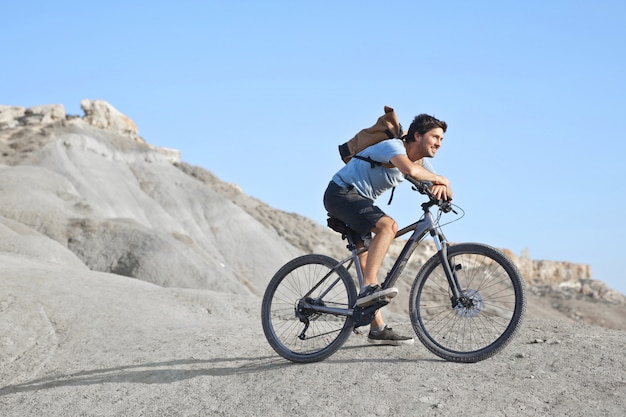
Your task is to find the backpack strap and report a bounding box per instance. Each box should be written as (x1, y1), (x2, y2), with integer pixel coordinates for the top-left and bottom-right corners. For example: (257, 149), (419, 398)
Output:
(352, 155), (395, 169)
(351, 155), (396, 205)
(387, 186), (396, 205)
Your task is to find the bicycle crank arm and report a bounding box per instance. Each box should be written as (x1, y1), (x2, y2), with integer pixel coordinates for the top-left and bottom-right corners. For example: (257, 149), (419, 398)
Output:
(352, 304), (383, 327)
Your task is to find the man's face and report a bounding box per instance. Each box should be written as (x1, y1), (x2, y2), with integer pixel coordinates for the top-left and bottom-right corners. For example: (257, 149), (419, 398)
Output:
(414, 127), (444, 159)
(407, 127), (443, 161)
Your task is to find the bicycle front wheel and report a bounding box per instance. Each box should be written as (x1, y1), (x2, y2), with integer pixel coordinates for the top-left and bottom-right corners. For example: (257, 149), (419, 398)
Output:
(261, 254), (357, 363)
(409, 243), (526, 363)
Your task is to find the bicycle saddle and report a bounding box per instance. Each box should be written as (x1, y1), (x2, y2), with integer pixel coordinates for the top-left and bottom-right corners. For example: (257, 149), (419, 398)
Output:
(326, 216), (350, 235)
(326, 216), (363, 244)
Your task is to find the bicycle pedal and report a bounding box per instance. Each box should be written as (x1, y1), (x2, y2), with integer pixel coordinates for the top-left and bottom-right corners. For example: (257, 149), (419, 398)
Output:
(361, 295), (391, 307)
(376, 296), (392, 305)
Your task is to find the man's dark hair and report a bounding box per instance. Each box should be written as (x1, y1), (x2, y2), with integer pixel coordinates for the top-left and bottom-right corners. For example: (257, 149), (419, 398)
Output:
(405, 114), (447, 142)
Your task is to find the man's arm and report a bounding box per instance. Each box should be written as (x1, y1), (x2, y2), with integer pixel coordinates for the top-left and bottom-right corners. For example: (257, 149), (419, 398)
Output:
(390, 154), (452, 200)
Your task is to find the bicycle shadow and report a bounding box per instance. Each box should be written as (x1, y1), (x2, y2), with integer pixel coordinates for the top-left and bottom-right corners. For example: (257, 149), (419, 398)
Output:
(0, 355), (290, 396)
(0, 345), (445, 396)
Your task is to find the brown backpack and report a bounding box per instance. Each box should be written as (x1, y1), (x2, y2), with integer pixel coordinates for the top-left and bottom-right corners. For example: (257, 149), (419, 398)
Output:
(338, 106), (406, 165)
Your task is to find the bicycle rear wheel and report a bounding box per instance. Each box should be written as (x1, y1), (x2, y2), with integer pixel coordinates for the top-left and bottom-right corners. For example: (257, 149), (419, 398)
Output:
(409, 243), (526, 362)
(261, 254), (357, 363)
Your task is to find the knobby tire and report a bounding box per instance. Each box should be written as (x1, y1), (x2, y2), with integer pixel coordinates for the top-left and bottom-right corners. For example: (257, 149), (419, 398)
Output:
(261, 254), (356, 363)
(409, 243), (526, 362)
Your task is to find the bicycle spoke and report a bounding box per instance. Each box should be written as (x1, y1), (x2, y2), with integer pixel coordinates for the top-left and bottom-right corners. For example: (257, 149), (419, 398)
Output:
(410, 244), (525, 362)
(262, 255), (356, 363)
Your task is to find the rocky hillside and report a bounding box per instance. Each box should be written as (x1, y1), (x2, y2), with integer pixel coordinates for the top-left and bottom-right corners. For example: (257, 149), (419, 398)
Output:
(0, 100), (624, 330)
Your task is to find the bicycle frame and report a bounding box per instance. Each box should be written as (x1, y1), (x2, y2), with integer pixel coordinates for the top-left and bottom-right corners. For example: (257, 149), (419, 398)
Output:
(299, 202), (463, 319)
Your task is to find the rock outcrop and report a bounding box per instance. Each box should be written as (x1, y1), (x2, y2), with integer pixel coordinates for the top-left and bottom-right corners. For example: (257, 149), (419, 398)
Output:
(0, 104), (66, 129)
(0, 100), (180, 163)
(80, 99), (140, 137)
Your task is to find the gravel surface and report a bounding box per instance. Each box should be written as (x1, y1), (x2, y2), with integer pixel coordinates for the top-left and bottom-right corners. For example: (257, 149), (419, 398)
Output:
(1, 255), (624, 417)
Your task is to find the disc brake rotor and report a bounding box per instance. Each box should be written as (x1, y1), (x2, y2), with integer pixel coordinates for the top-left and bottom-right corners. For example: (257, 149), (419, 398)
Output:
(454, 289), (483, 318)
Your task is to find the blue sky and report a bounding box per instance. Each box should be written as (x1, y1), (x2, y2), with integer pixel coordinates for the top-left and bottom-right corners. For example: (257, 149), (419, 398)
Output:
(3, 1), (626, 295)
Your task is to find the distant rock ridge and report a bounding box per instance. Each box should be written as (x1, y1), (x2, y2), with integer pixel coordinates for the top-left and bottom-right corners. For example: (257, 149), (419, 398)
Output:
(0, 100), (180, 163)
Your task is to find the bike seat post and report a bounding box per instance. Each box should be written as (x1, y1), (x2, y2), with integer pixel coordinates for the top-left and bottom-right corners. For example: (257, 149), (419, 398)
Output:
(346, 233), (365, 290)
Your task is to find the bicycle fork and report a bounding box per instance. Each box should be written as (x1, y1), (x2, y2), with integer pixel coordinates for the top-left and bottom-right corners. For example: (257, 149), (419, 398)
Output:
(432, 230), (466, 309)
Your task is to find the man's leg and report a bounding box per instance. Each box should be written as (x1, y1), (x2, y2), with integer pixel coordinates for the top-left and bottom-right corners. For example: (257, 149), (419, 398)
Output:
(361, 216), (397, 328)
(362, 216), (397, 287)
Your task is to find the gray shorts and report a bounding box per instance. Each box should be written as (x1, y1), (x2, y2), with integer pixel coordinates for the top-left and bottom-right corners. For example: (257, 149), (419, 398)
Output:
(323, 181), (386, 240)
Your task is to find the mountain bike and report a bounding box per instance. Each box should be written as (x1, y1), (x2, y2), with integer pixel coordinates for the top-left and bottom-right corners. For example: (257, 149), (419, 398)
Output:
(261, 176), (526, 363)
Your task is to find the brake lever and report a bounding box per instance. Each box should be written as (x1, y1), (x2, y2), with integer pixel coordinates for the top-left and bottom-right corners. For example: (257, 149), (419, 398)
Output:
(441, 200), (457, 214)
(411, 180), (456, 214)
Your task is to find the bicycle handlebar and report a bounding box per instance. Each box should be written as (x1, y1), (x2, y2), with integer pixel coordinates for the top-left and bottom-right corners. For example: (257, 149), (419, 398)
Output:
(404, 175), (455, 214)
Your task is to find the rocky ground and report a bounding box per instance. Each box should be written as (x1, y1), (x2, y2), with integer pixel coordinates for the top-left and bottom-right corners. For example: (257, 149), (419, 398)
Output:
(1, 255), (625, 417)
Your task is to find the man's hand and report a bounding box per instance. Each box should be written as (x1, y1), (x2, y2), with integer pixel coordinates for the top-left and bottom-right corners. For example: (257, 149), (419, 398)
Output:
(430, 184), (452, 201)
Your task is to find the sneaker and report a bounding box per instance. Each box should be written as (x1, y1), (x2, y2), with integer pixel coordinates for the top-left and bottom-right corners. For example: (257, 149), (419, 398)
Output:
(368, 326), (415, 346)
(356, 284), (398, 307)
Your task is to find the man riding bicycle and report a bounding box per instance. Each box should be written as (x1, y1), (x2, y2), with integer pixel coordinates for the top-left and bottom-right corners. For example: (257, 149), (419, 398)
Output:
(323, 113), (451, 346)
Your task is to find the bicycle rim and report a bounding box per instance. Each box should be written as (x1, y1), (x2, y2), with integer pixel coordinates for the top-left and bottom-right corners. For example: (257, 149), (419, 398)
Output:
(410, 243), (526, 362)
(261, 254), (356, 363)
